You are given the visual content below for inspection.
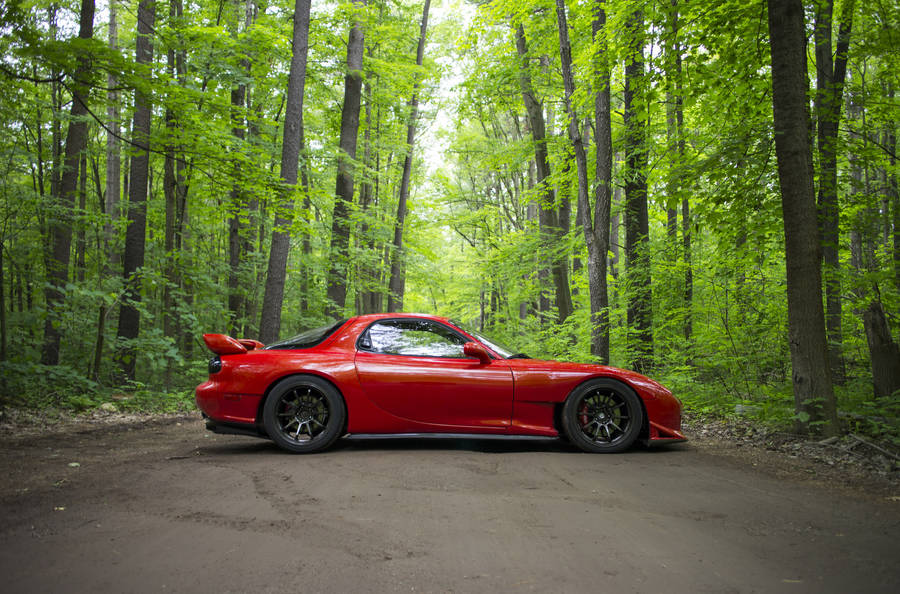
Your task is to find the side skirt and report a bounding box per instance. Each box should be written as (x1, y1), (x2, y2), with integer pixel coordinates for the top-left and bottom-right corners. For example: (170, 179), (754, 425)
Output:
(344, 433), (560, 442)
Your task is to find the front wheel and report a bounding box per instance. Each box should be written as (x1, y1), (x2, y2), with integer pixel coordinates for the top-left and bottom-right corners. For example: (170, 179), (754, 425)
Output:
(561, 378), (643, 453)
(262, 376), (346, 453)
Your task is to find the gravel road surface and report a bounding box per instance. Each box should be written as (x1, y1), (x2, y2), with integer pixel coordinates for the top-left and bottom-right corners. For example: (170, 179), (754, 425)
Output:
(1, 417), (897, 593)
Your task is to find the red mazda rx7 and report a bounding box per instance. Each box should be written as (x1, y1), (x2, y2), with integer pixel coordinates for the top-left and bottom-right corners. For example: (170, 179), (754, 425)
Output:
(196, 313), (685, 453)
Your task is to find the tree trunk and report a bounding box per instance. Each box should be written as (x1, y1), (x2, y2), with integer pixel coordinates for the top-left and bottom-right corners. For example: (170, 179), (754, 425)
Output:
(890, 85), (899, 294)
(105, 0), (120, 272)
(513, 24), (572, 323)
(611, 179), (620, 285)
(387, 0), (430, 312)
(226, 0), (255, 335)
(814, 0), (854, 384)
(0, 243), (6, 363)
(227, 91), (246, 333)
(259, 0), (311, 343)
(115, 0), (155, 382)
(590, 2), (612, 363)
(683, 190), (692, 342)
(298, 116), (312, 316)
(355, 71), (374, 315)
(76, 152), (87, 283)
(767, 0), (838, 436)
(40, 0), (95, 366)
(554, 0), (607, 357)
(623, 8), (652, 373)
(665, 0), (691, 346)
(665, 1), (678, 252)
(326, 0), (366, 317)
(163, 0), (187, 352)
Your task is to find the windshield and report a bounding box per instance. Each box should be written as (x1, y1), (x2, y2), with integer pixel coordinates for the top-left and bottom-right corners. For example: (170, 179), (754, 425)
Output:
(451, 320), (516, 359)
(265, 319), (348, 350)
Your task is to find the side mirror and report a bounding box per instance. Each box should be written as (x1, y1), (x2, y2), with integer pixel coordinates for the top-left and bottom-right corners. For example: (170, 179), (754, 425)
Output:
(463, 342), (492, 364)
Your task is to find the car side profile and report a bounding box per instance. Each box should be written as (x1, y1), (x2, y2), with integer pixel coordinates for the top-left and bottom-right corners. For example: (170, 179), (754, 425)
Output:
(195, 313), (685, 453)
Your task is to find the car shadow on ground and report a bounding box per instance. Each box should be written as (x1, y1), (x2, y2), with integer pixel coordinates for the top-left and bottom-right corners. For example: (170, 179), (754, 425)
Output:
(194, 435), (690, 456)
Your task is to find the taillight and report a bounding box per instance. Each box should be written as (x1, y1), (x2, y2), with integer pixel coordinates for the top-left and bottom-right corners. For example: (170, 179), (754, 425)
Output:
(208, 356), (222, 374)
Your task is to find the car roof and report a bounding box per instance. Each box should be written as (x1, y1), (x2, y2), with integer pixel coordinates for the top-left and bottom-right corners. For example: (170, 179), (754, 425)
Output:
(348, 313), (454, 325)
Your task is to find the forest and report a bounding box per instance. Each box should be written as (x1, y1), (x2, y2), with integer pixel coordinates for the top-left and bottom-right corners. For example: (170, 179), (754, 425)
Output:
(0, 0), (897, 440)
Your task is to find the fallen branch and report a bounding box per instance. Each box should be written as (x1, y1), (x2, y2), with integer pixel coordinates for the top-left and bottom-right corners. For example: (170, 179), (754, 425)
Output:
(848, 433), (900, 462)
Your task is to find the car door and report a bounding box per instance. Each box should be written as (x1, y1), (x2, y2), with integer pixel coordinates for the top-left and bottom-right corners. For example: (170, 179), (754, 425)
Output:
(354, 318), (514, 431)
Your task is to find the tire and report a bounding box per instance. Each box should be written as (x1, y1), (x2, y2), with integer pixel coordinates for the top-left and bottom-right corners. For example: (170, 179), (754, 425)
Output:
(262, 375), (346, 453)
(561, 378), (643, 453)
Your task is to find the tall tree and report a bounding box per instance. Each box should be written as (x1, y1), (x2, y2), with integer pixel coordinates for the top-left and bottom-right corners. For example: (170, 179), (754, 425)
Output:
(104, 0), (120, 270)
(814, 0), (854, 383)
(40, 0), (95, 366)
(163, 0), (188, 353)
(259, 0), (311, 343)
(767, 0), (838, 435)
(588, 0), (614, 363)
(387, 0), (431, 312)
(115, 0), (155, 381)
(356, 60), (380, 315)
(91, 0), (121, 380)
(554, 0), (604, 356)
(227, 0), (257, 335)
(513, 23), (572, 324)
(622, 8), (652, 372)
(326, 0), (366, 317)
(665, 0), (691, 345)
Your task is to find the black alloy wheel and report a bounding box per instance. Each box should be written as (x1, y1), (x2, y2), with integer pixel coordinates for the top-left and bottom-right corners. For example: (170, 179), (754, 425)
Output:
(561, 378), (643, 453)
(262, 376), (346, 453)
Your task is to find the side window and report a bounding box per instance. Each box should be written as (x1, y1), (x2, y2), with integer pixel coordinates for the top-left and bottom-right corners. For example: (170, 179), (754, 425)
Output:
(362, 320), (466, 358)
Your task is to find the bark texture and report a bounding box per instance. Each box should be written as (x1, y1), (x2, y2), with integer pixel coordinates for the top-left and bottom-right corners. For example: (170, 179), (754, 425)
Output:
(514, 24), (572, 323)
(164, 0), (188, 357)
(623, 9), (652, 373)
(40, 0), (95, 366)
(387, 0), (430, 312)
(767, 0), (838, 435)
(665, 0), (692, 345)
(326, 0), (366, 317)
(259, 0), (311, 343)
(115, 0), (155, 381)
(814, 0), (854, 384)
(104, 0), (120, 272)
(555, 0), (609, 359)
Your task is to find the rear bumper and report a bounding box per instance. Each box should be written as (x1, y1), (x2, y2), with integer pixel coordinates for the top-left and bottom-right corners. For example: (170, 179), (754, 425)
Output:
(195, 380), (261, 425)
(201, 414), (267, 439)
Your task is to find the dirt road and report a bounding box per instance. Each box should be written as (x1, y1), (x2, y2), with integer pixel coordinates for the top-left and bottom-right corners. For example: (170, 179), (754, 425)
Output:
(1, 417), (897, 593)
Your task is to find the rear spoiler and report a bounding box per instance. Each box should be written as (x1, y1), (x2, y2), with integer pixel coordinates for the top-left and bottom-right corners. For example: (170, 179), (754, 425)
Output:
(203, 334), (265, 355)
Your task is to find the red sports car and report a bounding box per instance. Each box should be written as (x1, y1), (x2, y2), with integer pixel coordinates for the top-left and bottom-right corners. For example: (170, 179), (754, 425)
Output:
(195, 313), (685, 453)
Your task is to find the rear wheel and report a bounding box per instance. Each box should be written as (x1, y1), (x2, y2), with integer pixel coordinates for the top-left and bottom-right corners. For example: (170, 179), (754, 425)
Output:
(262, 376), (346, 453)
(561, 378), (643, 453)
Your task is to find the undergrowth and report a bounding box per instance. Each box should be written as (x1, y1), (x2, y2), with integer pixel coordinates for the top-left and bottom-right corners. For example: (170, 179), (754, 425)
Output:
(658, 368), (900, 447)
(0, 361), (198, 415)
